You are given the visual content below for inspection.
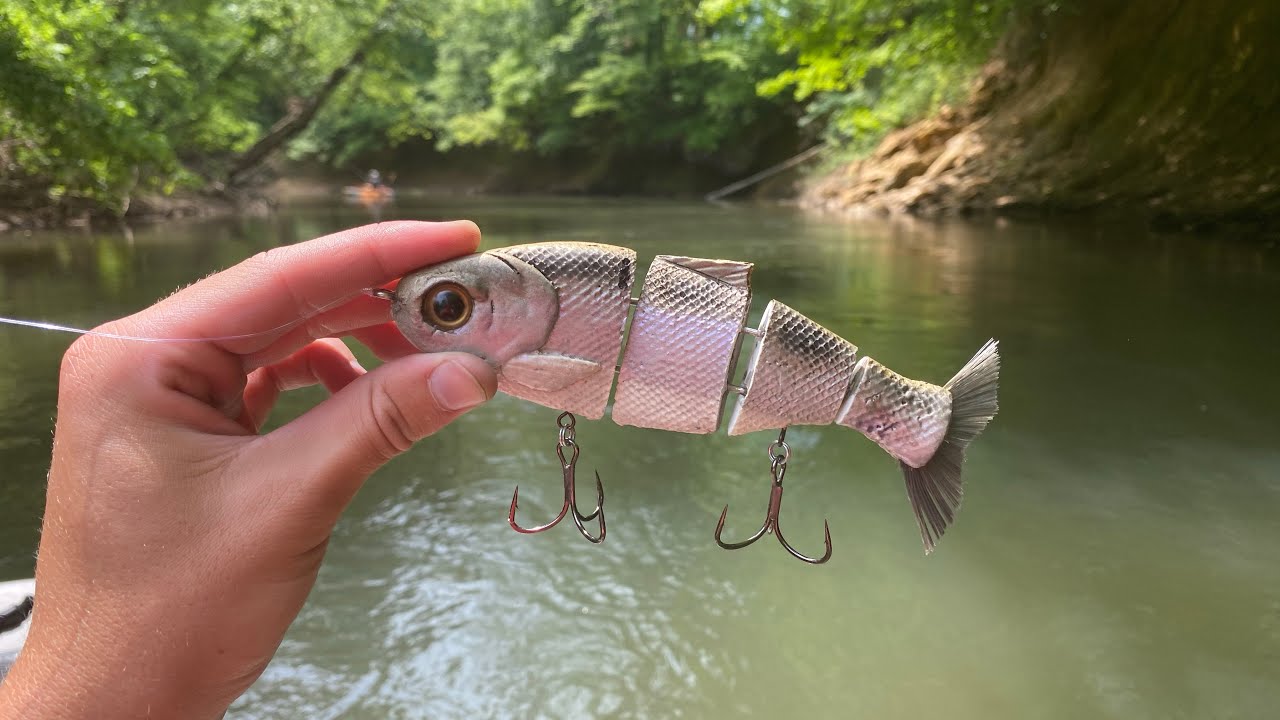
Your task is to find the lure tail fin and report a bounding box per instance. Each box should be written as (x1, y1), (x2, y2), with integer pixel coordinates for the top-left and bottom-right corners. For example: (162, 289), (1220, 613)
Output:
(902, 339), (1000, 554)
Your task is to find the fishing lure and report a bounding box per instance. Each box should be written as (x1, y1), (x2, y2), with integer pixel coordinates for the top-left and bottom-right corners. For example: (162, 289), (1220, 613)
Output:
(379, 242), (1000, 563)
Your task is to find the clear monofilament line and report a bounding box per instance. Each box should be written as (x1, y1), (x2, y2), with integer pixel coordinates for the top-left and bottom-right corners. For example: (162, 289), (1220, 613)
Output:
(0, 290), (380, 344)
(0, 316), (296, 343)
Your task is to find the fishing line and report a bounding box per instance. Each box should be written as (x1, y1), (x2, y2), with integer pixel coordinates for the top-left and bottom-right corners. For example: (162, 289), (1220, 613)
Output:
(0, 290), (389, 344)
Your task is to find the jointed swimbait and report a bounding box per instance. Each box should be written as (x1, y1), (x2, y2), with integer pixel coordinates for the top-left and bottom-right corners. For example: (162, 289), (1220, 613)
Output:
(387, 242), (1000, 555)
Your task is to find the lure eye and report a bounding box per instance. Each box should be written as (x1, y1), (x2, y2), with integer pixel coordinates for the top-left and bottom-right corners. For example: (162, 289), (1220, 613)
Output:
(421, 282), (473, 331)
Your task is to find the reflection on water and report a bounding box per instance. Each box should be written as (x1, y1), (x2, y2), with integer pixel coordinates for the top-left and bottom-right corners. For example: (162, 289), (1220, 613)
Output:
(1, 199), (1278, 718)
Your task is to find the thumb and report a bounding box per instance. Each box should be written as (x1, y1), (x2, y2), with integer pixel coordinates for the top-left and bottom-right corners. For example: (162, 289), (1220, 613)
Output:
(249, 352), (497, 523)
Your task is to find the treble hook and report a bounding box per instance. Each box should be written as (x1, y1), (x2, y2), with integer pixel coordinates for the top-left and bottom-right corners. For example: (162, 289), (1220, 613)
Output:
(714, 427), (832, 564)
(508, 411), (607, 544)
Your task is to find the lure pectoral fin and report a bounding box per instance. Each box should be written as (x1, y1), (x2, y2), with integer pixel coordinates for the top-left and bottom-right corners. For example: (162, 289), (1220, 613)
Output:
(501, 352), (602, 393)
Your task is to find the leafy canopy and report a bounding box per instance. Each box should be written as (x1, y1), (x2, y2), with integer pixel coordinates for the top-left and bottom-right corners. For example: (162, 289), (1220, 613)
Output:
(703, 0), (1019, 147)
(0, 0), (1021, 210)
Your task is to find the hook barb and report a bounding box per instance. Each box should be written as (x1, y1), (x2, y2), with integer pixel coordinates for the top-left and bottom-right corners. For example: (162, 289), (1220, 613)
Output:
(773, 516), (833, 565)
(508, 485), (570, 535)
(714, 504), (769, 549)
(569, 471), (606, 544)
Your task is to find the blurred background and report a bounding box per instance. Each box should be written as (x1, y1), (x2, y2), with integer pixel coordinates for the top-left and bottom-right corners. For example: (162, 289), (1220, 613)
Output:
(2, 2), (1278, 718)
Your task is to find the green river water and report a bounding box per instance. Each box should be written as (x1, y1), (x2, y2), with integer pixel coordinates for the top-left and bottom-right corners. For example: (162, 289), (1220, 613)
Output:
(0, 198), (1277, 718)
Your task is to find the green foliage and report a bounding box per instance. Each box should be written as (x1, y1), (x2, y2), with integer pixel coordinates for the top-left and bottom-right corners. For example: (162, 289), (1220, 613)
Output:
(0, 2), (189, 207)
(287, 3), (441, 166)
(294, 0), (793, 165)
(0, 0), (399, 211)
(706, 0), (1020, 147)
(0, 0), (1023, 213)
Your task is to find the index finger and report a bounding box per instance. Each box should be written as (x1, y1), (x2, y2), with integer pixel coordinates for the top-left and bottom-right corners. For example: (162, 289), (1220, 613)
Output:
(131, 220), (480, 355)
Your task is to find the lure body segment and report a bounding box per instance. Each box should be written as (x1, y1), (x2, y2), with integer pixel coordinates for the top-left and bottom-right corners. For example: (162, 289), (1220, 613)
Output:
(390, 241), (999, 552)
(726, 300), (860, 436)
(495, 244), (636, 418)
(613, 255), (753, 433)
(837, 358), (952, 469)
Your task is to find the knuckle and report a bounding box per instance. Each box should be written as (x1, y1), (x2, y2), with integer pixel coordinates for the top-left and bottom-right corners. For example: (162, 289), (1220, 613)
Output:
(243, 246), (290, 274)
(58, 327), (116, 387)
(366, 384), (418, 460)
(243, 248), (293, 293)
(243, 246), (320, 316)
(59, 334), (93, 378)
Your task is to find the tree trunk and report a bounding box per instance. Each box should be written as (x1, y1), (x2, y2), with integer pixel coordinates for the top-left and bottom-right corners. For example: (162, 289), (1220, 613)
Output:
(222, 0), (404, 188)
(224, 46), (369, 186)
(224, 0), (401, 187)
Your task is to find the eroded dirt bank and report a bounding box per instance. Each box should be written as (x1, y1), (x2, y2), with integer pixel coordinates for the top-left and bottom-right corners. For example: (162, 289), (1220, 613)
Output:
(803, 1), (1280, 229)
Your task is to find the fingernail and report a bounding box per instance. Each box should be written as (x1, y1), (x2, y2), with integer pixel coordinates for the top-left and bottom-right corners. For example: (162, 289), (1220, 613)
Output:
(430, 360), (490, 411)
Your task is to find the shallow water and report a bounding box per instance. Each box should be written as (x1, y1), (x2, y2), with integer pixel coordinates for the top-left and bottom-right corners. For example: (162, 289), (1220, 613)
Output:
(1, 198), (1277, 719)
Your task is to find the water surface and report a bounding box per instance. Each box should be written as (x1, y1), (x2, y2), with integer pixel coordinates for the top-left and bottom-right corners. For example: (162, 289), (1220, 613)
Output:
(1, 198), (1277, 719)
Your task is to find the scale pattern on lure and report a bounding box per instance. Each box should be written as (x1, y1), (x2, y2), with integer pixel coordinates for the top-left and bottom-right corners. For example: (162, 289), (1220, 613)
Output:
(388, 242), (1000, 557)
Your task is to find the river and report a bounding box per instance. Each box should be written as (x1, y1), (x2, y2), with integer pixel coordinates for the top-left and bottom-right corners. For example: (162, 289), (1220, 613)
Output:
(1, 198), (1277, 718)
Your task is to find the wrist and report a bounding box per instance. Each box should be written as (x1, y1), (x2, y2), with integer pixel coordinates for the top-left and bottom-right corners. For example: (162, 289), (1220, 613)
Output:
(0, 639), (230, 720)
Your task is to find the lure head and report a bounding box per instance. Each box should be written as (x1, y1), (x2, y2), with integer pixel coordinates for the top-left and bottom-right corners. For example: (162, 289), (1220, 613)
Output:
(390, 242), (636, 419)
(390, 252), (559, 365)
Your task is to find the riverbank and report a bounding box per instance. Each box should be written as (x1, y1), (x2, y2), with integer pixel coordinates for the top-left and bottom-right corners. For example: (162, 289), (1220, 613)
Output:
(0, 139), (802, 234)
(800, 1), (1280, 232)
(0, 191), (271, 234)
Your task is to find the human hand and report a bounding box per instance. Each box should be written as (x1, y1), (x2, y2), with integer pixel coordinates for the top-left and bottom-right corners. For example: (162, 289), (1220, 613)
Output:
(0, 221), (497, 719)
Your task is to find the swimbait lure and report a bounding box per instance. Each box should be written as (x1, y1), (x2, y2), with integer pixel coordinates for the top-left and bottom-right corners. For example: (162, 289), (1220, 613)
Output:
(384, 242), (1000, 560)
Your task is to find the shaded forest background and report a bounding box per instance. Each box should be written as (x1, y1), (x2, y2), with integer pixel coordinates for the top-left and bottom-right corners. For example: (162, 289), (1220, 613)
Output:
(1, 0), (1276, 229)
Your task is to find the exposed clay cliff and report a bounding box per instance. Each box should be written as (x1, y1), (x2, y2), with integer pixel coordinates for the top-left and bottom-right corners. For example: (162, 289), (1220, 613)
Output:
(803, 1), (1280, 228)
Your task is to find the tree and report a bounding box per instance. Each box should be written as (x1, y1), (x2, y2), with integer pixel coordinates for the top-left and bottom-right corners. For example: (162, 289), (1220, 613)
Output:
(706, 0), (1020, 147)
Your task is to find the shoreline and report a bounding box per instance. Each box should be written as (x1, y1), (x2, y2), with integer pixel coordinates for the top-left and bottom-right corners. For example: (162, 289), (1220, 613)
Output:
(3, 179), (1277, 241)
(796, 111), (1280, 238)
(0, 191), (259, 235)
